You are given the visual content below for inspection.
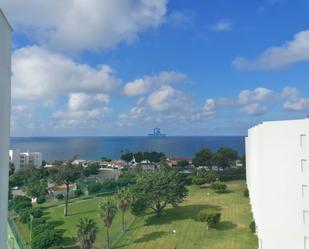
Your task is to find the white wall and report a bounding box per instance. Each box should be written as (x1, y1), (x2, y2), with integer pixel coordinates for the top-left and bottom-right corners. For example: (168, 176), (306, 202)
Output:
(0, 9), (11, 249)
(246, 119), (309, 249)
(9, 149), (21, 172)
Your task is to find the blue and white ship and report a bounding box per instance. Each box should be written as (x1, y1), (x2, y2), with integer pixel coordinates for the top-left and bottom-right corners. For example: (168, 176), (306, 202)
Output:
(148, 128), (167, 137)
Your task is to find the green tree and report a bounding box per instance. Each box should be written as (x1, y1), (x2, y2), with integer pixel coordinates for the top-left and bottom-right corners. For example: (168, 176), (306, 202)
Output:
(177, 160), (189, 168)
(116, 188), (132, 232)
(49, 164), (82, 216)
(120, 150), (133, 162)
(76, 217), (98, 249)
(134, 170), (188, 216)
(193, 149), (213, 167)
(100, 198), (117, 249)
(24, 179), (48, 199)
(9, 162), (15, 176)
(215, 147), (238, 168)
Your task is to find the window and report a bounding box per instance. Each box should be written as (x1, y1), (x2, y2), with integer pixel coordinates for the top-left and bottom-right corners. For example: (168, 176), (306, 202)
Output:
(302, 159), (308, 173)
(301, 134), (307, 148)
(302, 185), (308, 199)
(303, 210), (309, 225)
(305, 237), (309, 249)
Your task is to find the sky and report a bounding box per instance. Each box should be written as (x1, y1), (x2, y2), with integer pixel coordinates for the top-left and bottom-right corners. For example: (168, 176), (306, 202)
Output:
(2, 0), (309, 136)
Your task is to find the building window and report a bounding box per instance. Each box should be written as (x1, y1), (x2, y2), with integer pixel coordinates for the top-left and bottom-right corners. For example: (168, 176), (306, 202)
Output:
(305, 237), (309, 249)
(302, 185), (308, 198)
(302, 159), (308, 173)
(304, 210), (309, 225)
(301, 134), (307, 148)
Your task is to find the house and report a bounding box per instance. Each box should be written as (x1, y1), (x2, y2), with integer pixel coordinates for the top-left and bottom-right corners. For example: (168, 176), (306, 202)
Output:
(137, 160), (157, 171)
(167, 157), (193, 167)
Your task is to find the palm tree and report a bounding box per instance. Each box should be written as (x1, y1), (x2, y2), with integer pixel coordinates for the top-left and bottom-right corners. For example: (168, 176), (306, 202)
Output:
(76, 217), (98, 249)
(100, 198), (117, 249)
(115, 188), (132, 233)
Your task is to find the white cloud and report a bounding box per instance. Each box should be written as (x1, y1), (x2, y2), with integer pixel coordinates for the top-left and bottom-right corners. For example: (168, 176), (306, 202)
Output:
(1, 0), (168, 52)
(147, 86), (188, 112)
(241, 103), (267, 116)
(211, 20), (233, 32)
(12, 46), (120, 103)
(238, 87), (274, 104)
(281, 87), (300, 100)
(203, 99), (216, 116)
(68, 93), (109, 112)
(233, 30), (309, 70)
(284, 98), (309, 112)
(123, 71), (187, 96)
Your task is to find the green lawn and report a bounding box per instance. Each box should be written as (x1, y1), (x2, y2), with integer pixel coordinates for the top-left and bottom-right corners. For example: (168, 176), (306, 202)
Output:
(18, 180), (257, 249)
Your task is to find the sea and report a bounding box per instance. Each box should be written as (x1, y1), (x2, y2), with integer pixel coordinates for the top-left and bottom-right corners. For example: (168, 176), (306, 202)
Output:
(10, 136), (245, 161)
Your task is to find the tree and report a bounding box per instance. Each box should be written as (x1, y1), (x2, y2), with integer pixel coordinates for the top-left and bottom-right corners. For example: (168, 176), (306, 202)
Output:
(76, 217), (98, 249)
(193, 149), (213, 167)
(177, 160), (189, 168)
(215, 147), (238, 168)
(24, 179), (48, 199)
(49, 164), (82, 216)
(120, 150), (133, 162)
(133, 170), (188, 216)
(133, 152), (143, 163)
(100, 198), (117, 249)
(116, 188), (132, 232)
(196, 208), (221, 229)
(101, 157), (112, 162)
(9, 162), (15, 176)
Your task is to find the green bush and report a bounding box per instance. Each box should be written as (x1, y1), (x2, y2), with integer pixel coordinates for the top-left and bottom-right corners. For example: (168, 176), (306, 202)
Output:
(15, 201), (32, 214)
(19, 209), (31, 224)
(36, 196), (46, 204)
(197, 208), (221, 228)
(55, 193), (64, 200)
(250, 220), (256, 233)
(192, 177), (207, 186)
(210, 182), (227, 192)
(13, 195), (32, 212)
(74, 189), (83, 197)
(31, 217), (47, 228)
(31, 207), (43, 218)
(244, 188), (249, 197)
(87, 182), (102, 195)
(32, 229), (62, 249)
(131, 198), (147, 216)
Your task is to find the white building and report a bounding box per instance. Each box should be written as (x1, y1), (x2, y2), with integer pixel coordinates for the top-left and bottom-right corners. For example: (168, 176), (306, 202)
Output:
(9, 150), (43, 170)
(9, 149), (21, 171)
(246, 119), (309, 249)
(20, 151), (43, 168)
(0, 8), (12, 249)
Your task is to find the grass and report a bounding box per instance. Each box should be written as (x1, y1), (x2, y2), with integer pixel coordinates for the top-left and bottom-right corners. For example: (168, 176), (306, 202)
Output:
(114, 181), (257, 249)
(17, 180), (257, 249)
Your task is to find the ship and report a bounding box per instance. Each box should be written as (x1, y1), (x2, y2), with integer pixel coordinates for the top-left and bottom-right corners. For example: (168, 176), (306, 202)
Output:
(148, 128), (167, 137)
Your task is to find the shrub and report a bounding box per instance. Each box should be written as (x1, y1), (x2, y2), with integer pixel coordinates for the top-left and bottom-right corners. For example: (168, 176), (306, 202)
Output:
(197, 208), (221, 229)
(19, 209), (31, 224)
(192, 177), (207, 186)
(32, 229), (62, 249)
(31, 217), (47, 228)
(75, 189), (83, 197)
(131, 198), (147, 216)
(210, 182), (227, 192)
(31, 207), (43, 218)
(205, 171), (220, 183)
(244, 188), (249, 197)
(55, 193), (64, 200)
(250, 220), (256, 233)
(36, 196), (46, 204)
(13, 196), (31, 211)
(87, 182), (102, 195)
(15, 201), (32, 214)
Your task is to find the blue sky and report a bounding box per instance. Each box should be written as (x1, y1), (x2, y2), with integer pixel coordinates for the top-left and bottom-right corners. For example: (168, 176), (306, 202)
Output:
(2, 0), (309, 136)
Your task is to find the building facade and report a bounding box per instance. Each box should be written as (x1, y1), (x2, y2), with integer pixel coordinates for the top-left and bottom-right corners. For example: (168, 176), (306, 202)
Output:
(9, 150), (43, 170)
(0, 8), (12, 249)
(9, 149), (21, 171)
(246, 119), (309, 249)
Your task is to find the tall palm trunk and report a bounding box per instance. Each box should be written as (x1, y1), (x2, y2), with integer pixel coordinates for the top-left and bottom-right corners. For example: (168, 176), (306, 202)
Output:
(121, 211), (125, 233)
(64, 183), (69, 216)
(106, 227), (110, 249)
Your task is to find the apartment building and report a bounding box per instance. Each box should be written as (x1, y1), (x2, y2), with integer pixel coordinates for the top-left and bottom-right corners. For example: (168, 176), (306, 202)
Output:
(246, 119), (309, 249)
(9, 150), (43, 170)
(0, 8), (12, 249)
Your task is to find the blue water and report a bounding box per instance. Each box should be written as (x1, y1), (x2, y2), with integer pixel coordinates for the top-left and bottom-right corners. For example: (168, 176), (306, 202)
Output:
(10, 136), (245, 161)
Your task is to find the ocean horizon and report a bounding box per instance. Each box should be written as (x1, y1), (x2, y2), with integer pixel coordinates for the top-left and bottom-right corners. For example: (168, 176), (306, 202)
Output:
(10, 136), (245, 161)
